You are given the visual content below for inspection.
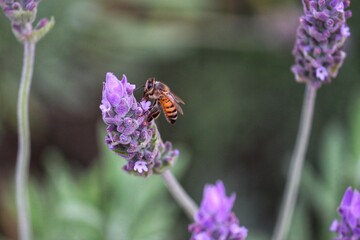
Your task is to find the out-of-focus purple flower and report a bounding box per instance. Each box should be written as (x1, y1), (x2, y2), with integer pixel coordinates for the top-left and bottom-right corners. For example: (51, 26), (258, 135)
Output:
(100, 73), (179, 177)
(292, 0), (352, 87)
(330, 187), (360, 239)
(0, 0), (54, 43)
(189, 181), (248, 240)
(0, 0), (38, 24)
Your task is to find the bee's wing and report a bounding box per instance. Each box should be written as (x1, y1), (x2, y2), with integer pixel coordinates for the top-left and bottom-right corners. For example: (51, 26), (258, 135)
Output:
(173, 101), (184, 115)
(170, 92), (185, 105)
(167, 92), (184, 115)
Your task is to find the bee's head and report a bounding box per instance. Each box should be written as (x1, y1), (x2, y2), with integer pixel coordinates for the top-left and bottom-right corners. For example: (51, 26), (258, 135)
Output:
(144, 77), (156, 98)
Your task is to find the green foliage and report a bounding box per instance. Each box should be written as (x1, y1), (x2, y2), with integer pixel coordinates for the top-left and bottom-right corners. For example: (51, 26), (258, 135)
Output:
(4, 130), (189, 240)
(289, 95), (360, 239)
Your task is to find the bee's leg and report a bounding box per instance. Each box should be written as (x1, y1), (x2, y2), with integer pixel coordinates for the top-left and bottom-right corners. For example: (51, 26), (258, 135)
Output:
(147, 103), (161, 123)
(150, 99), (158, 107)
(141, 96), (149, 102)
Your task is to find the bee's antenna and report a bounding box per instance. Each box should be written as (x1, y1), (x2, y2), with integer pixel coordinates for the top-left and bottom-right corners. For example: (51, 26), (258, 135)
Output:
(135, 85), (145, 91)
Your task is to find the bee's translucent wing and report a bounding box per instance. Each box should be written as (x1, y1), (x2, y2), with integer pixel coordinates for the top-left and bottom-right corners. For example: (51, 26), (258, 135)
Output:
(173, 101), (184, 115)
(168, 92), (184, 115)
(171, 92), (185, 105)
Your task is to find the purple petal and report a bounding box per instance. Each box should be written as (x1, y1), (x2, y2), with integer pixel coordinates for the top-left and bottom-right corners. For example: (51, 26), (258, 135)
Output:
(340, 187), (354, 209)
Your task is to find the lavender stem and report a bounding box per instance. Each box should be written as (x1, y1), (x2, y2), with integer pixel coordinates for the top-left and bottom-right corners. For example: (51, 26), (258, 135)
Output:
(272, 83), (317, 240)
(162, 170), (198, 220)
(15, 39), (36, 240)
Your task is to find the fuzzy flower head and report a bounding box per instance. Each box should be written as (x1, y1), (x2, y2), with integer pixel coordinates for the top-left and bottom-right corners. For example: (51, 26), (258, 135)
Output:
(100, 73), (179, 177)
(292, 0), (351, 87)
(330, 187), (360, 239)
(189, 181), (248, 240)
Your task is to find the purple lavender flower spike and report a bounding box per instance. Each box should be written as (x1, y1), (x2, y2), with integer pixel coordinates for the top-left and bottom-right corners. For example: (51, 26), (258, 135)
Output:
(189, 181), (248, 240)
(330, 187), (360, 239)
(100, 73), (179, 177)
(292, 0), (351, 87)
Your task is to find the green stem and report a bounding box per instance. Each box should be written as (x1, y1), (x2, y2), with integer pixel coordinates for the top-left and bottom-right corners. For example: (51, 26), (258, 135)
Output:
(15, 40), (36, 240)
(272, 83), (317, 240)
(162, 170), (198, 220)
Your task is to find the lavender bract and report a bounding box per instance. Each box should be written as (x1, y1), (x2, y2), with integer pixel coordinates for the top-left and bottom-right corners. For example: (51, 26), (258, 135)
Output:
(100, 73), (179, 177)
(292, 0), (351, 87)
(189, 181), (248, 240)
(330, 187), (360, 239)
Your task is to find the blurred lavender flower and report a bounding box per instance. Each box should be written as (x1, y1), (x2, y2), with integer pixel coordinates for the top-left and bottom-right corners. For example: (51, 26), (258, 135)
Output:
(189, 181), (248, 240)
(0, 0), (38, 23)
(100, 73), (179, 177)
(292, 0), (351, 87)
(0, 0), (54, 42)
(330, 187), (360, 239)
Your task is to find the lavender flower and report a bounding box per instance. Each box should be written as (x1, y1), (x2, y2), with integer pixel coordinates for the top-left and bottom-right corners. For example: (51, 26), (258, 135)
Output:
(100, 73), (179, 177)
(330, 187), (360, 239)
(189, 181), (248, 240)
(292, 0), (351, 87)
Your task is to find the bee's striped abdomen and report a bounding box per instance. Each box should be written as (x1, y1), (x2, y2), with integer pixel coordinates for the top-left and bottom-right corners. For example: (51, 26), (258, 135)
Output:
(160, 98), (177, 124)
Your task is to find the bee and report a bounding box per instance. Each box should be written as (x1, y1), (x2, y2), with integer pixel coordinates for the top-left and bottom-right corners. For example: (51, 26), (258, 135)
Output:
(143, 77), (185, 124)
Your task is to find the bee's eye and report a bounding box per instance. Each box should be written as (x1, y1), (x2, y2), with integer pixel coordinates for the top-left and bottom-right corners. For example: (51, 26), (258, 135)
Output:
(147, 82), (153, 89)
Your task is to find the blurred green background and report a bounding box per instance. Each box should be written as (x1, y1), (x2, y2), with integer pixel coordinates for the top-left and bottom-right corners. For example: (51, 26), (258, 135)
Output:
(1, 0), (360, 239)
